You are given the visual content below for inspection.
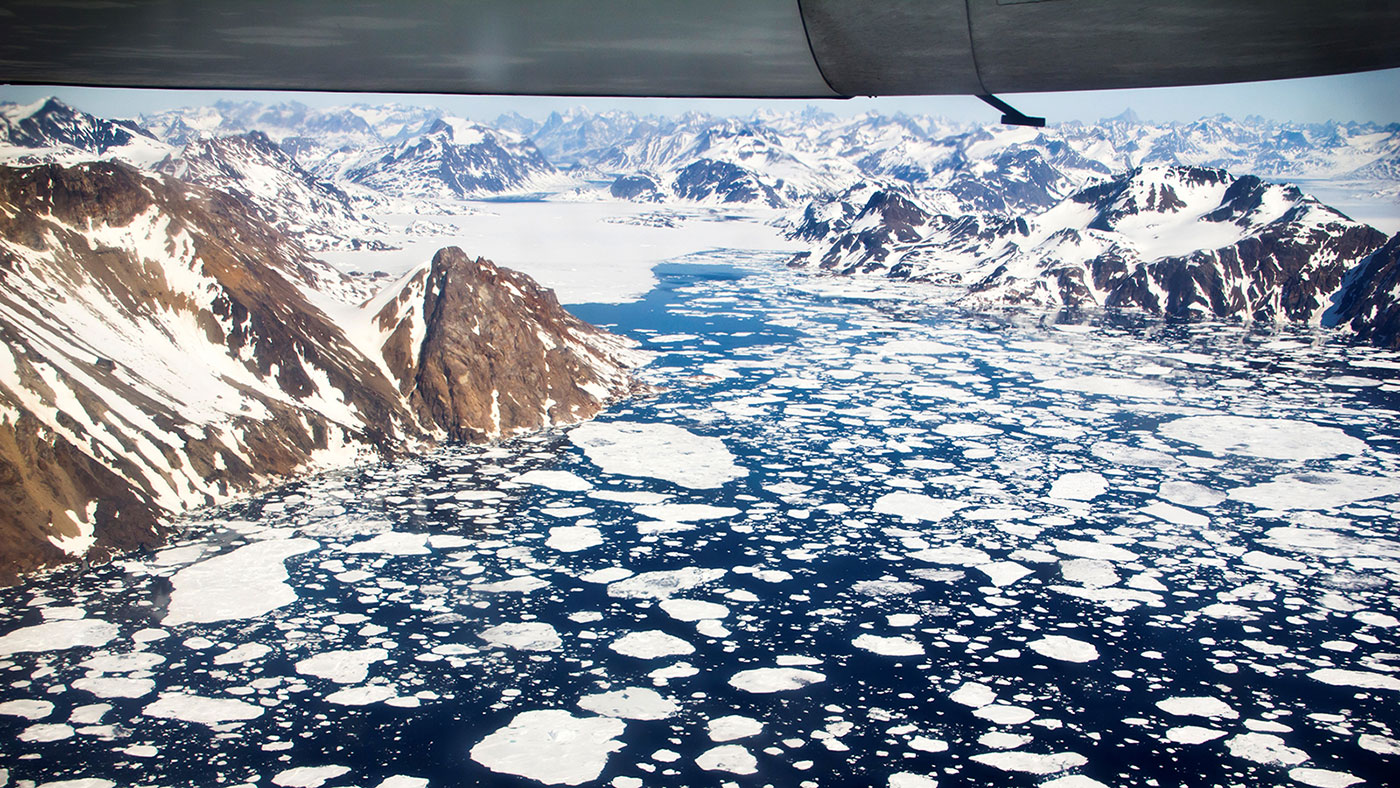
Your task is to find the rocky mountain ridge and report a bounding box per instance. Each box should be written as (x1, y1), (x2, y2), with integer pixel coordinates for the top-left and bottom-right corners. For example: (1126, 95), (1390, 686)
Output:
(792, 165), (1390, 324)
(0, 161), (644, 581)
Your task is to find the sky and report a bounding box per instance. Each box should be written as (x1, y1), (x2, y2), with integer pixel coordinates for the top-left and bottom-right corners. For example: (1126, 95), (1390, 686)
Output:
(3, 67), (1400, 126)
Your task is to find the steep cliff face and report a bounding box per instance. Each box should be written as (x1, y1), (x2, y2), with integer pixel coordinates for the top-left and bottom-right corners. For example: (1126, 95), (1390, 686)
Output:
(1325, 234), (1400, 348)
(375, 248), (646, 442)
(0, 162), (643, 580)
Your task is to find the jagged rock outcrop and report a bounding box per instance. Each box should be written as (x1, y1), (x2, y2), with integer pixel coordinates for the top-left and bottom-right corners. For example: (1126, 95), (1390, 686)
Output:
(375, 248), (645, 442)
(0, 162), (642, 581)
(1325, 233), (1400, 348)
(610, 174), (660, 201)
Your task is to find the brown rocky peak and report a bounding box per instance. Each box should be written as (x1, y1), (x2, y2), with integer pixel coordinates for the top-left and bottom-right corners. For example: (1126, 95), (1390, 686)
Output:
(384, 247), (644, 442)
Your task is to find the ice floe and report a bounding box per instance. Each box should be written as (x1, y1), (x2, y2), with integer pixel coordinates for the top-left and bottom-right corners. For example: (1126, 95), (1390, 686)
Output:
(470, 710), (626, 786)
(569, 421), (747, 488)
(164, 539), (316, 625)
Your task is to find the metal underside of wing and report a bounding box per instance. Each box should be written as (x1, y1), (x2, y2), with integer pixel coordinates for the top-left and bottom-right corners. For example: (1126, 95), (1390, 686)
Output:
(1, 0), (1397, 97)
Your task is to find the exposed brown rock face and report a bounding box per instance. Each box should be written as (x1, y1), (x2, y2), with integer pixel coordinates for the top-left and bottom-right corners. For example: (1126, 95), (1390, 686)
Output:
(377, 248), (644, 442)
(0, 162), (642, 581)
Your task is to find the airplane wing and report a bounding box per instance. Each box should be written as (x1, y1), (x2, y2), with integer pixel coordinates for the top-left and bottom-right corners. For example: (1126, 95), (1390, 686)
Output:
(0, 0), (1396, 96)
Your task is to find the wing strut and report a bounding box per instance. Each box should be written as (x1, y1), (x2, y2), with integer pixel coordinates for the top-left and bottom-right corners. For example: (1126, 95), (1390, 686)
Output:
(977, 95), (1046, 127)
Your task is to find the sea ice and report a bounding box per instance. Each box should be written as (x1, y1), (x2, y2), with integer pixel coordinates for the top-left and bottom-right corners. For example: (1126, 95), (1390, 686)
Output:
(141, 692), (264, 726)
(0, 699), (54, 719)
(1028, 635), (1099, 663)
(874, 492), (968, 522)
(578, 688), (678, 720)
(470, 710), (625, 786)
(1164, 726), (1226, 744)
(546, 526), (604, 552)
(512, 469), (593, 491)
(1229, 473), (1400, 510)
(1049, 472), (1108, 501)
(949, 682), (996, 708)
(659, 599), (729, 621)
(0, 618), (119, 656)
(609, 631), (695, 659)
(1158, 416), (1366, 460)
(72, 676), (154, 698)
(728, 668), (826, 693)
(1288, 768), (1363, 788)
(634, 503), (741, 522)
(1155, 696), (1238, 719)
(271, 766), (351, 788)
(1224, 732), (1308, 765)
(853, 634), (925, 657)
(708, 714), (764, 742)
(164, 538), (317, 625)
(345, 532), (429, 555)
(969, 751), (1088, 774)
(1307, 668), (1400, 691)
(295, 648), (388, 684)
(888, 773), (939, 788)
(479, 622), (563, 652)
(695, 744), (758, 775)
(569, 421), (747, 488)
(1157, 481), (1225, 508)
(606, 568), (726, 599)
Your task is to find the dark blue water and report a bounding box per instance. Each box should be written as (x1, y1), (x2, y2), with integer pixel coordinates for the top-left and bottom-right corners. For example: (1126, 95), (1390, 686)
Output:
(2, 259), (1399, 788)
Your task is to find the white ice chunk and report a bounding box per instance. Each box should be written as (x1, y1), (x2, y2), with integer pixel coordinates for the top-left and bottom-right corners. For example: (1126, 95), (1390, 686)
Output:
(729, 668), (826, 693)
(1158, 416), (1366, 460)
(271, 766), (351, 787)
(1224, 732), (1308, 765)
(164, 539), (316, 625)
(570, 422), (746, 489)
(1164, 725), (1226, 744)
(1156, 696), (1238, 719)
(1308, 668), (1400, 691)
(607, 568), (725, 599)
(578, 688), (678, 720)
(696, 744), (758, 775)
(295, 648), (388, 684)
(1049, 472), (1107, 501)
(546, 526), (603, 552)
(479, 622), (563, 652)
(1158, 481), (1225, 508)
(969, 751), (1088, 774)
(1288, 768), (1363, 788)
(470, 710), (625, 786)
(1028, 635), (1099, 663)
(609, 631), (695, 659)
(659, 599), (730, 621)
(512, 469), (593, 491)
(0, 618), (119, 656)
(141, 692), (264, 726)
(1230, 473), (1400, 510)
(708, 714), (764, 742)
(874, 492), (968, 522)
(854, 634), (925, 657)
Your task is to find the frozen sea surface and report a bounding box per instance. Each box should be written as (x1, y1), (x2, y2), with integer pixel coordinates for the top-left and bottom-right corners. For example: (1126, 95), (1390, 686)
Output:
(2, 255), (1399, 787)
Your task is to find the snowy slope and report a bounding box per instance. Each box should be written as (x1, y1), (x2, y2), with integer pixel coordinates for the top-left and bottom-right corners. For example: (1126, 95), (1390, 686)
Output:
(0, 161), (642, 578)
(158, 131), (393, 252)
(0, 97), (173, 169)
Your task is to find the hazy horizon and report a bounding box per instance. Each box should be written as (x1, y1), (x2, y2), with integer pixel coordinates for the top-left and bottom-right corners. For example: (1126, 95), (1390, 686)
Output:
(5, 66), (1400, 127)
